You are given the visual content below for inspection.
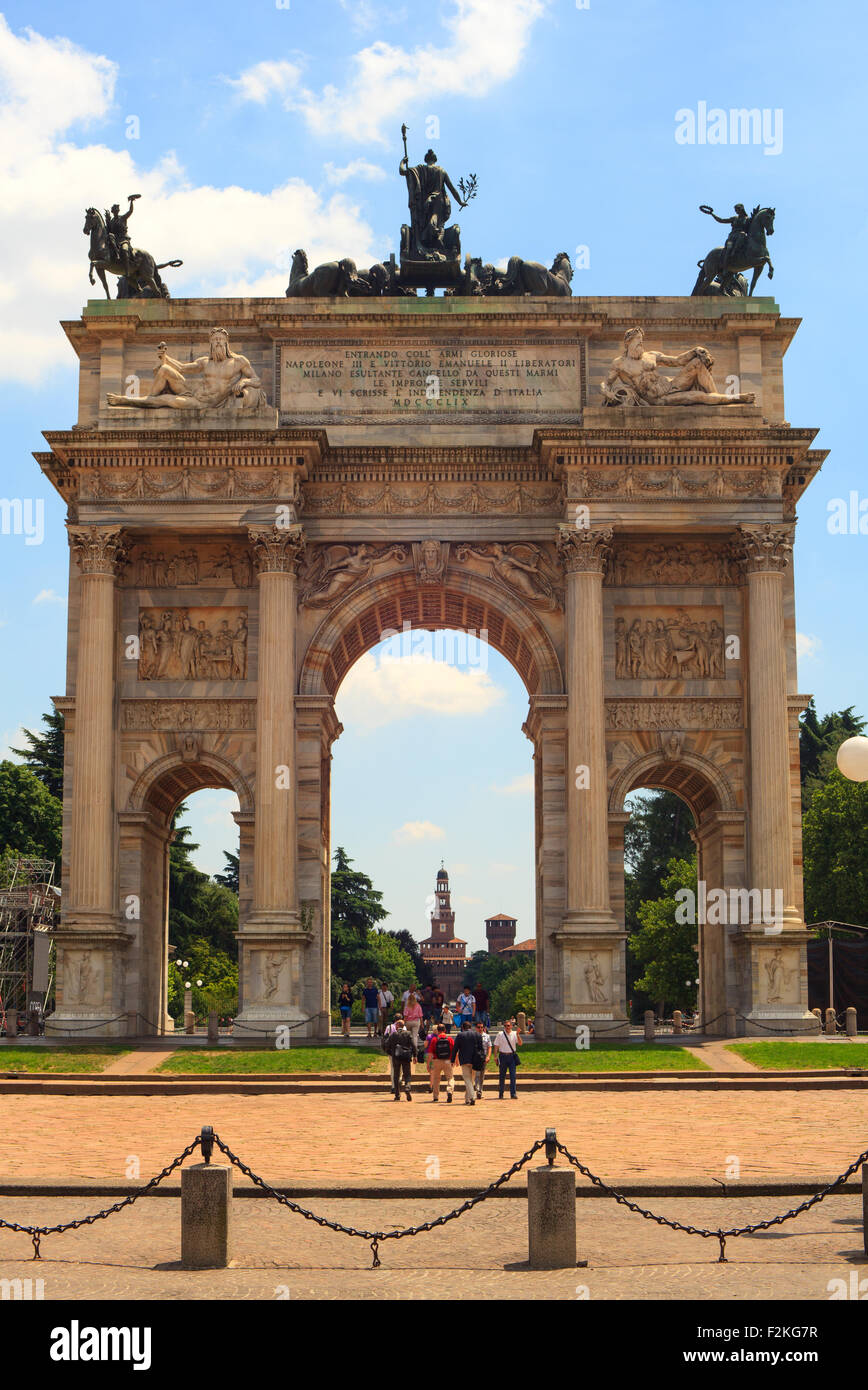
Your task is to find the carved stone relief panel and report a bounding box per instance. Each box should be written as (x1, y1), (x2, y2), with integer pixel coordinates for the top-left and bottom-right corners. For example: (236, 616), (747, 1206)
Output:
(758, 946), (801, 1007)
(138, 607), (248, 680)
(64, 949), (105, 1007)
(565, 947), (614, 1011)
(615, 605), (726, 680)
(608, 541), (740, 587)
(127, 541), (255, 589)
(250, 948), (300, 1005)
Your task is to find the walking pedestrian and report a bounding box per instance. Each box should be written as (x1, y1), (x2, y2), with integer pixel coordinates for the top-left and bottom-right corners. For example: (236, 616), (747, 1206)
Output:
(456, 985), (476, 1030)
(427, 1024), (455, 1102)
(377, 982), (394, 1035)
(473, 1018), (492, 1099)
(362, 977), (379, 1039)
(421, 983), (434, 1029)
(452, 1020), (479, 1106)
(441, 1003), (454, 1033)
(385, 1018), (414, 1101)
(431, 986), (445, 1024)
(422, 1019), (438, 1090)
(404, 988), (423, 1047)
(472, 982), (490, 1029)
(494, 1018), (521, 1099)
(338, 981), (353, 1038)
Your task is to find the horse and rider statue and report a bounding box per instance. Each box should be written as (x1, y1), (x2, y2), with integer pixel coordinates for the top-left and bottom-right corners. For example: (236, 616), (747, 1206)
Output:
(84, 193), (182, 299)
(692, 203), (775, 297)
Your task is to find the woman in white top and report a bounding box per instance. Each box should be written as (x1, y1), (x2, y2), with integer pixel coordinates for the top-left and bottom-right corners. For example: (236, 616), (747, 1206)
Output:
(493, 1018), (521, 1099)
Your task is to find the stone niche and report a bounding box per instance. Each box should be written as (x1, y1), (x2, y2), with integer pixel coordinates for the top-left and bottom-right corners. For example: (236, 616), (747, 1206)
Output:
(757, 945), (801, 1008)
(63, 948), (105, 1008)
(138, 607), (249, 681)
(615, 605), (726, 680)
(565, 946), (615, 1012)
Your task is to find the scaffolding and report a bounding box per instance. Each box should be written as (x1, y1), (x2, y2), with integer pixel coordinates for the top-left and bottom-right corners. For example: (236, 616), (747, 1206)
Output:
(0, 856), (58, 1032)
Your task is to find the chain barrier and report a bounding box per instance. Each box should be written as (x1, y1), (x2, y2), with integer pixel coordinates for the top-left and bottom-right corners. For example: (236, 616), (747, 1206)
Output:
(735, 1014), (822, 1036)
(2, 1127), (866, 1269)
(0, 1136), (203, 1261)
(554, 1139), (868, 1263)
(230, 1013), (328, 1037)
(541, 1013), (629, 1037)
(211, 1131), (548, 1267)
(42, 1014), (129, 1033)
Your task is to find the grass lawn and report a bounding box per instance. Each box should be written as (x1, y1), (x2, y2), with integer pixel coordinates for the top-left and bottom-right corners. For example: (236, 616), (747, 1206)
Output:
(0, 1047), (130, 1073)
(155, 1042), (707, 1073)
(519, 1041), (710, 1071)
(727, 1041), (868, 1070)
(157, 1047), (388, 1074)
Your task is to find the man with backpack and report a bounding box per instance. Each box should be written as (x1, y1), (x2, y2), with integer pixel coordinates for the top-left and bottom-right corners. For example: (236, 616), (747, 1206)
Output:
(452, 1019), (481, 1105)
(473, 1018), (492, 1099)
(385, 1018), (415, 1101)
(426, 1023), (455, 1102)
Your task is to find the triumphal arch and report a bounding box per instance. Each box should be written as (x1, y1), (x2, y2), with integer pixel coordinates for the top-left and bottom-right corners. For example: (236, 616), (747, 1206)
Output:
(37, 269), (824, 1038)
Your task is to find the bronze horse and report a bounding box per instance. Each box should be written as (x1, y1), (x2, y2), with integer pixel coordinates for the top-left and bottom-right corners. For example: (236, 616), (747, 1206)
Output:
(83, 207), (181, 299)
(692, 207), (775, 297)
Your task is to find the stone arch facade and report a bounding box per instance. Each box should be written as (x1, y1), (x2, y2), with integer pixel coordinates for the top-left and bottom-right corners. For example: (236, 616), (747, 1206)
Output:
(40, 293), (822, 1038)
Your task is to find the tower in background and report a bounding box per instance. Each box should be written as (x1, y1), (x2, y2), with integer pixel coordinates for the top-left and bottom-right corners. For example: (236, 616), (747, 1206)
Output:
(420, 864), (466, 998)
(485, 912), (517, 954)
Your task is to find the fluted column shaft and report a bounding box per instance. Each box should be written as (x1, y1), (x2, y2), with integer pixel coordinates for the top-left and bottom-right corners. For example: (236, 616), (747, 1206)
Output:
(558, 526), (616, 923)
(740, 524), (799, 916)
(67, 526), (125, 918)
(248, 525), (305, 922)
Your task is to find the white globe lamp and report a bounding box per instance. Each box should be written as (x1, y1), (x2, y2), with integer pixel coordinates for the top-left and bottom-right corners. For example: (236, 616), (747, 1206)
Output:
(836, 736), (868, 783)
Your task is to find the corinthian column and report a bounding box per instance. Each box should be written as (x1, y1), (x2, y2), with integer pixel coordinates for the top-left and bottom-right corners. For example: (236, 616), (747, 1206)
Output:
(236, 523), (310, 1035)
(66, 525), (127, 922)
(557, 524), (619, 930)
(247, 524), (305, 925)
(738, 523), (800, 926)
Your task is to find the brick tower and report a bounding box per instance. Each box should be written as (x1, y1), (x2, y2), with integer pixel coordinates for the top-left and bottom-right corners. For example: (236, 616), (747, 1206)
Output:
(420, 864), (467, 999)
(485, 912), (517, 954)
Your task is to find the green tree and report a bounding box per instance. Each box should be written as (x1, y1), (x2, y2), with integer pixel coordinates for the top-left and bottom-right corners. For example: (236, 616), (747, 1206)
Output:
(0, 761), (62, 869)
(802, 771), (868, 925)
(799, 701), (866, 810)
(490, 957), (536, 1024)
(628, 857), (698, 1016)
(214, 850), (239, 894)
(623, 790), (696, 1015)
(384, 928), (432, 986)
(10, 709), (65, 800)
(168, 807), (239, 957)
(462, 950), (513, 994)
(330, 846), (389, 979)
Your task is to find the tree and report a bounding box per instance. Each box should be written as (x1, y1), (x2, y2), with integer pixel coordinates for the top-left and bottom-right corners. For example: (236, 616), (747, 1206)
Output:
(462, 950), (513, 994)
(623, 790), (696, 1015)
(383, 928), (432, 986)
(168, 807), (238, 956)
(799, 701), (866, 811)
(0, 761), (62, 868)
(214, 850), (239, 894)
(802, 771), (868, 925)
(330, 846), (389, 979)
(490, 957), (536, 1024)
(10, 709), (65, 800)
(628, 857), (699, 1015)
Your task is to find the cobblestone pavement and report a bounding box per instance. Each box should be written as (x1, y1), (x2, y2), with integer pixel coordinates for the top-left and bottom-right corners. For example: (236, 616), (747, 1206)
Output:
(2, 1088), (866, 1188)
(0, 1195), (864, 1300)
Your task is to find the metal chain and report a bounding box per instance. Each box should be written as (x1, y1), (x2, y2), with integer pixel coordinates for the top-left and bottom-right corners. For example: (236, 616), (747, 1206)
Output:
(555, 1140), (868, 1263)
(42, 1014), (129, 1033)
(230, 1012), (328, 1036)
(212, 1132), (547, 1267)
(0, 1136), (202, 1260)
(734, 1014), (823, 1036)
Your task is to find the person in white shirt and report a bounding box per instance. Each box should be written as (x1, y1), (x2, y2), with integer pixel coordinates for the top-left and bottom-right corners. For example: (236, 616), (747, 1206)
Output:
(473, 1019), (492, 1099)
(456, 988), (476, 1028)
(493, 1018), (521, 1099)
(377, 984), (394, 1036)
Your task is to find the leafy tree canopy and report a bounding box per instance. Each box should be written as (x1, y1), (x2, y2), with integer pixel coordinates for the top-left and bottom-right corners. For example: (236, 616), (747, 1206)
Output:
(799, 700), (866, 811)
(628, 857), (698, 1015)
(0, 761), (62, 870)
(802, 771), (868, 926)
(10, 709), (65, 801)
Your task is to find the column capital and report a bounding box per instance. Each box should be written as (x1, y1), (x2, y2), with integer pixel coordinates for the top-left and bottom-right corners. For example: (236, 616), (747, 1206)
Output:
(556, 524), (614, 575)
(67, 524), (128, 577)
(247, 523), (306, 575)
(735, 523), (795, 576)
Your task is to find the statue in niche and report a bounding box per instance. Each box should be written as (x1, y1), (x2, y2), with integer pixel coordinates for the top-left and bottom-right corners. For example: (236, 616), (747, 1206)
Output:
(260, 952), (284, 1001)
(763, 949), (796, 1004)
(601, 328), (755, 407)
(583, 953), (608, 1003)
(106, 327), (267, 415)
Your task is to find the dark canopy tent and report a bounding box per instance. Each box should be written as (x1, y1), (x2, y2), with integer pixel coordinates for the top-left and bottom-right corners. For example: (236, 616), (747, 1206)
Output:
(807, 923), (868, 1030)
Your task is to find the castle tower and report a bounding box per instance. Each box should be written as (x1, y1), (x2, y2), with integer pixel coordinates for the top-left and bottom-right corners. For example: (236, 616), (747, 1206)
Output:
(420, 864), (466, 998)
(485, 912), (517, 954)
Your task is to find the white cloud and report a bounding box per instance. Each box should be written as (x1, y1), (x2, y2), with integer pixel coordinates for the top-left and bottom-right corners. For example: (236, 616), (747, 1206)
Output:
(32, 588), (66, 605)
(232, 0), (547, 144)
(336, 651), (505, 731)
(490, 861), (517, 874)
(0, 19), (380, 384)
(796, 633), (822, 661)
(0, 724), (28, 761)
(458, 894), (483, 904)
(491, 772), (533, 796)
(393, 819), (445, 845)
(324, 158), (388, 185)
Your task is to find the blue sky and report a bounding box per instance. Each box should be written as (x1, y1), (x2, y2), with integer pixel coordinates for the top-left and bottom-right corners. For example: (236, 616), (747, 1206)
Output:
(0, 0), (865, 953)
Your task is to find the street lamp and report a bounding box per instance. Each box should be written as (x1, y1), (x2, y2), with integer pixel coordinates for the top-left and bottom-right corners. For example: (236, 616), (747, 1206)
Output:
(836, 736), (868, 782)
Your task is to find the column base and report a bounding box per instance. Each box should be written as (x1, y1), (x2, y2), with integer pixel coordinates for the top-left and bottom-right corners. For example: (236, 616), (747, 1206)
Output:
(547, 928), (628, 1039)
(235, 919), (315, 1041)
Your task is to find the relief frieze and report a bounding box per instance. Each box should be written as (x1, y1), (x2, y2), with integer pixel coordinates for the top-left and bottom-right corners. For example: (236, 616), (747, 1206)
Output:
(138, 607), (248, 680)
(615, 606), (726, 680)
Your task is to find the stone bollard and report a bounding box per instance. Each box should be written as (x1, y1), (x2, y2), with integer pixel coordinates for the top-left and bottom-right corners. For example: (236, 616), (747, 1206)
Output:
(846, 1007), (857, 1038)
(181, 1162), (233, 1268)
(863, 1165), (868, 1258)
(725, 1007), (737, 1038)
(5, 1011), (17, 1039)
(207, 1011), (219, 1044)
(527, 1165), (577, 1269)
(825, 1007), (837, 1036)
(672, 1010), (683, 1035)
(643, 1010), (655, 1042)
(811, 1008), (823, 1030)
(517, 1011), (527, 1034)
